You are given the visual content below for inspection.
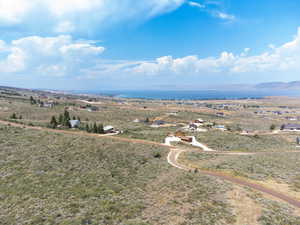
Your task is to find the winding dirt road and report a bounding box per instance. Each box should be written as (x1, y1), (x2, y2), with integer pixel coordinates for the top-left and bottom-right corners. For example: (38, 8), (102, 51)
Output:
(1, 119), (300, 209)
(168, 149), (300, 208)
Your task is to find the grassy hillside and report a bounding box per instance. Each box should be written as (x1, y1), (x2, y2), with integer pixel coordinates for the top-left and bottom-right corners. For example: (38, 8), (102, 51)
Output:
(195, 131), (297, 152)
(180, 151), (300, 191)
(0, 125), (235, 225)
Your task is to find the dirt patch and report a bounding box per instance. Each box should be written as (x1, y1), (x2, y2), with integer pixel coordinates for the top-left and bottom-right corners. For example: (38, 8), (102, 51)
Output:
(227, 186), (262, 225)
(257, 179), (300, 201)
(142, 170), (193, 225)
(256, 179), (300, 216)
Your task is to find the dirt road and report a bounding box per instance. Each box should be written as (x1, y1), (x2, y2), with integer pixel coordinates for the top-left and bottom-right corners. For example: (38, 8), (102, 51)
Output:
(167, 149), (300, 208)
(1, 119), (300, 208)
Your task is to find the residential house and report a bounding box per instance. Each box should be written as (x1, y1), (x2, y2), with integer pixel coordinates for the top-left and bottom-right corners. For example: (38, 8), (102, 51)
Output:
(194, 118), (204, 124)
(69, 120), (80, 128)
(104, 125), (115, 134)
(87, 106), (99, 112)
(214, 125), (227, 131)
(151, 120), (166, 127)
(216, 112), (225, 117)
(281, 124), (300, 131)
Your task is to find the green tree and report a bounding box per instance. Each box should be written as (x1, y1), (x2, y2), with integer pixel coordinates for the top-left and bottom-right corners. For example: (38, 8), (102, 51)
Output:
(97, 124), (104, 134)
(10, 113), (17, 119)
(92, 123), (98, 133)
(85, 124), (90, 132)
(50, 116), (58, 128)
(30, 96), (36, 105)
(63, 110), (71, 127)
(58, 114), (64, 124)
(270, 124), (276, 131)
(19, 115), (22, 120)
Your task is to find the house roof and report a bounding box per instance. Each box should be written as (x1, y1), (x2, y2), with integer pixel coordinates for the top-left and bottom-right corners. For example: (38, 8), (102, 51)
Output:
(283, 124), (300, 129)
(69, 120), (80, 127)
(104, 125), (114, 131)
(153, 120), (165, 125)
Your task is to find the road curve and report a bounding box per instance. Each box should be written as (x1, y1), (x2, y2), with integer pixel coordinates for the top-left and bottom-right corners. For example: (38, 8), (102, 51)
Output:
(1, 119), (300, 208)
(168, 149), (300, 209)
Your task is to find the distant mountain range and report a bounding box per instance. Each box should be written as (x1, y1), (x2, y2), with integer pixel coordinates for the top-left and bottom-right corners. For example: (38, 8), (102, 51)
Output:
(255, 81), (300, 90)
(2, 81), (300, 93)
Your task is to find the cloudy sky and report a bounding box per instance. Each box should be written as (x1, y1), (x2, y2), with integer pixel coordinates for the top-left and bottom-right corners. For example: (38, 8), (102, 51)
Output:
(1, 0), (300, 90)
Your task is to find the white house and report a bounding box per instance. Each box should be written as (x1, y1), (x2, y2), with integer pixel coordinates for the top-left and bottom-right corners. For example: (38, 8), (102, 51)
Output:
(104, 125), (115, 134)
(214, 125), (227, 131)
(69, 120), (80, 128)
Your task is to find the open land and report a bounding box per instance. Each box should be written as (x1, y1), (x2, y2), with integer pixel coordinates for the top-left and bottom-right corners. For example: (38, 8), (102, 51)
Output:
(0, 86), (300, 224)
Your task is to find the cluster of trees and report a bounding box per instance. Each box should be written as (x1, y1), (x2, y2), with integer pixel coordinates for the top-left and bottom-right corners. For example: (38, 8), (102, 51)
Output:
(30, 96), (58, 107)
(85, 123), (104, 134)
(10, 113), (22, 120)
(49, 110), (105, 134)
(49, 110), (80, 129)
(30, 96), (37, 105)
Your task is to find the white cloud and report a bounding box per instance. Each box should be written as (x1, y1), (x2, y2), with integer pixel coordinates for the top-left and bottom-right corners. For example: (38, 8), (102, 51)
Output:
(0, 0), (35, 24)
(214, 11), (235, 21)
(54, 21), (76, 33)
(0, 0), (185, 33)
(1, 28), (300, 85)
(130, 27), (300, 75)
(188, 1), (205, 8)
(0, 35), (105, 76)
(187, 0), (236, 22)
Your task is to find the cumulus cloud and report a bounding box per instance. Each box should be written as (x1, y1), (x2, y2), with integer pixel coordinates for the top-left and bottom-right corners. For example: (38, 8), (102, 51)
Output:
(130, 27), (300, 75)
(0, 35), (105, 76)
(54, 21), (76, 33)
(0, 0), (185, 33)
(1, 28), (300, 85)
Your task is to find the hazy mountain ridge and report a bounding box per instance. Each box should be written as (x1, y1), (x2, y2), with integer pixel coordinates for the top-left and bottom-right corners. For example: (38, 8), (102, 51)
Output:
(255, 81), (300, 90)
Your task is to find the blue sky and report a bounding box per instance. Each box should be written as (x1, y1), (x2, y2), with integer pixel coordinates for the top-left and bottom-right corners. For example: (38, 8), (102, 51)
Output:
(1, 0), (300, 90)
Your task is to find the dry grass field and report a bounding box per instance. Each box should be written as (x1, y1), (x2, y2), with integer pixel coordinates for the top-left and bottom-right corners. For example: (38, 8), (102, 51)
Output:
(0, 124), (237, 225)
(1, 89), (300, 224)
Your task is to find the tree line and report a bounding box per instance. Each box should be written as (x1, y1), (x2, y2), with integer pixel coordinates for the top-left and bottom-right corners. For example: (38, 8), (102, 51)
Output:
(49, 110), (105, 134)
(49, 110), (78, 128)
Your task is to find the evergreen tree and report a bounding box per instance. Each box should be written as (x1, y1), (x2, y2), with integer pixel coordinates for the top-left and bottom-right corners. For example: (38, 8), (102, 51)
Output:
(77, 116), (81, 121)
(270, 124), (276, 131)
(30, 96), (36, 105)
(63, 110), (71, 127)
(10, 113), (17, 119)
(58, 114), (64, 124)
(85, 124), (90, 132)
(73, 116), (76, 120)
(50, 116), (58, 128)
(97, 124), (104, 134)
(19, 115), (22, 120)
(93, 123), (98, 133)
